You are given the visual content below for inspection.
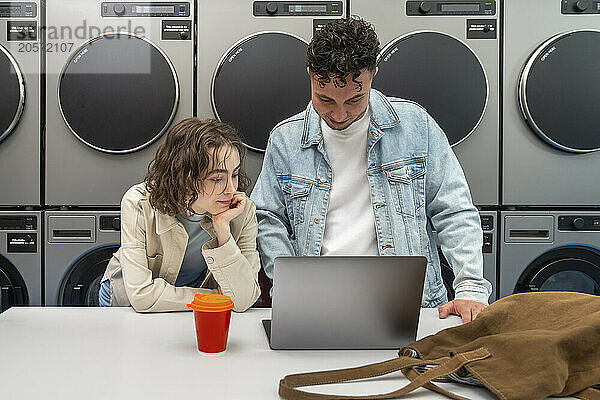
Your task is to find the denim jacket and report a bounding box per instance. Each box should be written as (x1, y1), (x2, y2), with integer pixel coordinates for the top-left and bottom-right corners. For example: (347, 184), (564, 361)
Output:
(250, 89), (491, 307)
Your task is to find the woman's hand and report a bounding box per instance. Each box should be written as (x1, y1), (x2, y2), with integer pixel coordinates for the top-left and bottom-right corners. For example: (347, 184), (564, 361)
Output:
(211, 192), (247, 246)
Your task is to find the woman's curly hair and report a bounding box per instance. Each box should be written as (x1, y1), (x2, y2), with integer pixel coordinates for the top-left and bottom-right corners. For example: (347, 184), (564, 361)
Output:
(144, 118), (250, 216)
(306, 16), (380, 86)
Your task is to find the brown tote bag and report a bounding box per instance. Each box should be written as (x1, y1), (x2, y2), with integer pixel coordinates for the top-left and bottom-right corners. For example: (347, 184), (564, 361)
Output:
(279, 292), (600, 400)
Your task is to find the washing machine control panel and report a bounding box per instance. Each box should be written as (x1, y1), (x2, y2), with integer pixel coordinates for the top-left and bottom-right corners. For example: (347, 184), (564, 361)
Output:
(559, 215), (600, 231)
(406, 1), (495, 16)
(0, 216), (36, 231)
(0, 2), (36, 18)
(101, 2), (190, 17)
(100, 215), (121, 231)
(480, 215), (494, 254)
(562, 0), (600, 14)
(253, 1), (343, 16)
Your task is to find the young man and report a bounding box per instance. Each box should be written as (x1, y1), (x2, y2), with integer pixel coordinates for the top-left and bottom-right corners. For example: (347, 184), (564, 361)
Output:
(250, 17), (491, 322)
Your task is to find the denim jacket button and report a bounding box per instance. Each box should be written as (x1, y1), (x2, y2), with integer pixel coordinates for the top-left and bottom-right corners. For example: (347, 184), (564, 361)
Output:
(314, 218), (320, 223)
(319, 177), (326, 183)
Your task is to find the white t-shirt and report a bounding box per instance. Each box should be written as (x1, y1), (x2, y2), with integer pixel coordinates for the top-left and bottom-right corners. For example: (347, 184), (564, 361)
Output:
(320, 109), (379, 256)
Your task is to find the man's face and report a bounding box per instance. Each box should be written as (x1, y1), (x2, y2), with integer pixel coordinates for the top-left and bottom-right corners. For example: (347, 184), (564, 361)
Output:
(309, 68), (376, 131)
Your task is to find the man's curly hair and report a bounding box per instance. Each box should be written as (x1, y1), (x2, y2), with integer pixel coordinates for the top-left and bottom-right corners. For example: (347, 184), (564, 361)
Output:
(306, 16), (380, 87)
(144, 118), (250, 216)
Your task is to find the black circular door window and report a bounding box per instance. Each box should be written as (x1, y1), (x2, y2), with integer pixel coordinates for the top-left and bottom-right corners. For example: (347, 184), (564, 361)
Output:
(59, 244), (120, 306)
(519, 30), (600, 153)
(375, 32), (487, 146)
(515, 246), (600, 295)
(0, 44), (25, 144)
(0, 254), (29, 313)
(59, 33), (179, 154)
(212, 32), (310, 152)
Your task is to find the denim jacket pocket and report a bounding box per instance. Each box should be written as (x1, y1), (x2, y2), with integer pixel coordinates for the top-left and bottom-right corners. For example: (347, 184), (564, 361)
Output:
(384, 159), (426, 217)
(277, 175), (313, 225)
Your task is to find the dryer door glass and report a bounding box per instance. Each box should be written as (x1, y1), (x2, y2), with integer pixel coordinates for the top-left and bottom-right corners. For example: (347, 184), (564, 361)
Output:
(519, 30), (600, 153)
(0, 254), (29, 313)
(59, 244), (120, 306)
(516, 246), (600, 295)
(212, 32), (310, 152)
(375, 32), (487, 146)
(58, 33), (179, 154)
(538, 269), (599, 294)
(0, 44), (25, 143)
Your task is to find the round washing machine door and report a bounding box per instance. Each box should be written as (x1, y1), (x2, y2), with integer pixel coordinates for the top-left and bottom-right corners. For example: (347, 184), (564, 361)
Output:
(58, 33), (179, 154)
(519, 30), (600, 153)
(59, 244), (120, 306)
(515, 246), (600, 295)
(211, 32), (310, 152)
(375, 31), (488, 146)
(0, 254), (29, 313)
(0, 44), (25, 144)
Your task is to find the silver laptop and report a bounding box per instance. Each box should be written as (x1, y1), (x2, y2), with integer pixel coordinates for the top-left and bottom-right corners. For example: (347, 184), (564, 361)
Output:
(263, 256), (427, 350)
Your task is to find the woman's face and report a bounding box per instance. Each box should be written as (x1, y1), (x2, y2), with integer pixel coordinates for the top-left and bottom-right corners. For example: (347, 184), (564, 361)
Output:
(190, 146), (241, 215)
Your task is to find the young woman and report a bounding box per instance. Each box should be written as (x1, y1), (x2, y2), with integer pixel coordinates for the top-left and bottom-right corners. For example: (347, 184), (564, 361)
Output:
(99, 118), (260, 312)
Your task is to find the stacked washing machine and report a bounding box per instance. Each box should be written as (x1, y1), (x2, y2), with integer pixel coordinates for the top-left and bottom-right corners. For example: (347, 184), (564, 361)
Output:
(499, 0), (600, 298)
(351, 0), (500, 301)
(0, 2), (43, 313)
(43, 0), (194, 305)
(196, 0), (347, 193)
(197, 0), (346, 306)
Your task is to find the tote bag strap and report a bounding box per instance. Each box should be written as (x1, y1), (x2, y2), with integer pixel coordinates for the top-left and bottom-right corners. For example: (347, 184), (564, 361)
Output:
(279, 347), (491, 400)
(574, 388), (600, 400)
(402, 366), (471, 400)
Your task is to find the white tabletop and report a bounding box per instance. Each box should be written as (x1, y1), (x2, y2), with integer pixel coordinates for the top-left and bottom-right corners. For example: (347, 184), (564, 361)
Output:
(0, 307), (572, 400)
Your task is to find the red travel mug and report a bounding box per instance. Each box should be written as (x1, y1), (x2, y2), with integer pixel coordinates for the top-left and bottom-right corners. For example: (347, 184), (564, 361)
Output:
(187, 294), (234, 353)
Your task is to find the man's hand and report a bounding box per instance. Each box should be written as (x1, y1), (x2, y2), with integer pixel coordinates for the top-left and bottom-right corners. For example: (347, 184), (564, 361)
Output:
(438, 299), (487, 323)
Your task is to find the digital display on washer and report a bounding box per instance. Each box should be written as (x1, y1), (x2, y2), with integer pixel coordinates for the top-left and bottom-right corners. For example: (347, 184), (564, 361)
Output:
(0, 218), (22, 229)
(135, 5), (175, 13)
(0, 5), (21, 14)
(289, 4), (327, 13)
(441, 4), (480, 12)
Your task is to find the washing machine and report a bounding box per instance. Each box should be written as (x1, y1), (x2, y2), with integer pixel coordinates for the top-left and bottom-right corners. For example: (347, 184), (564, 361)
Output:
(500, 210), (600, 299)
(503, 0), (600, 206)
(438, 211), (498, 303)
(0, 211), (42, 312)
(350, 0), (500, 206)
(45, 0), (194, 206)
(44, 210), (121, 306)
(196, 0), (346, 192)
(0, 1), (41, 206)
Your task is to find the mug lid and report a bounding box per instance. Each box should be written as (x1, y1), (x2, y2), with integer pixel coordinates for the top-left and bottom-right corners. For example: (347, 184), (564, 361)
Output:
(187, 294), (234, 312)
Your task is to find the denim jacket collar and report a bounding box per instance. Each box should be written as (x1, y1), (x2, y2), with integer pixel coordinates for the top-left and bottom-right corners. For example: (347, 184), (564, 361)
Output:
(300, 88), (400, 149)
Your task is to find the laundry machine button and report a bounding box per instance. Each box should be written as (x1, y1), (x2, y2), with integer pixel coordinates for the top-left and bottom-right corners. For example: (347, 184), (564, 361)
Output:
(113, 4), (125, 15)
(419, 2), (431, 14)
(206, 257), (214, 264)
(179, 31), (189, 40)
(575, 0), (589, 12)
(266, 2), (278, 14)
(573, 217), (585, 230)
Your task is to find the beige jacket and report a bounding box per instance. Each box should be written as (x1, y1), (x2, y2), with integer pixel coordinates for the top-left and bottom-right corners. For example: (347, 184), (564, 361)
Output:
(101, 183), (261, 313)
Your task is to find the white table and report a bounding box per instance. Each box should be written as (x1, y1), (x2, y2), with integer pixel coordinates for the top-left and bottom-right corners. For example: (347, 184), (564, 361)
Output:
(0, 307), (572, 399)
